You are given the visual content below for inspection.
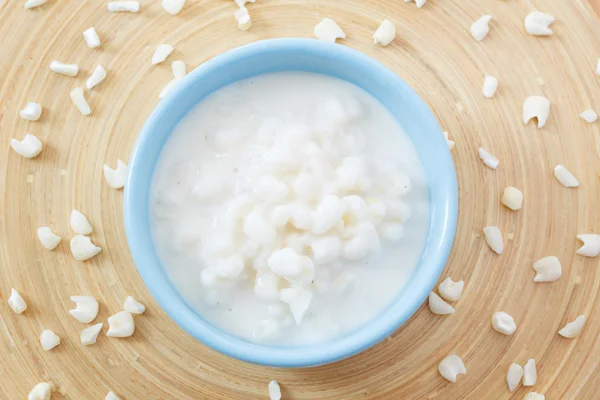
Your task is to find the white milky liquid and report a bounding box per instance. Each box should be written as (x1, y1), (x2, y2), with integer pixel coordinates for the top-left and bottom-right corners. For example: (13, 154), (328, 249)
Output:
(150, 72), (430, 346)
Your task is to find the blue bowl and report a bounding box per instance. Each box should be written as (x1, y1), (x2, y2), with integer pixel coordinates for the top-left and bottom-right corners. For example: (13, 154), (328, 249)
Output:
(125, 38), (458, 368)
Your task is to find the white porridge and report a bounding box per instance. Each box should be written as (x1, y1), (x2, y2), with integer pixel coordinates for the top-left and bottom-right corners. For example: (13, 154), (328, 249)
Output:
(150, 72), (430, 345)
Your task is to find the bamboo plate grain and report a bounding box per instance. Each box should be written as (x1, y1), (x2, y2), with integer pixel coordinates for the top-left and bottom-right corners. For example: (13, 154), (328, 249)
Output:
(1, 0), (599, 399)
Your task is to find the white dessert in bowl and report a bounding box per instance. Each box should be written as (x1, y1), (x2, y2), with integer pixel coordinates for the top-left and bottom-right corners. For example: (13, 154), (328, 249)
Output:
(125, 39), (457, 367)
(150, 72), (429, 345)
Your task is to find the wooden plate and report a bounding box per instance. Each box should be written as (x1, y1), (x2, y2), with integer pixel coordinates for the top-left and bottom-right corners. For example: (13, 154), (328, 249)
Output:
(1, 0), (599, 398)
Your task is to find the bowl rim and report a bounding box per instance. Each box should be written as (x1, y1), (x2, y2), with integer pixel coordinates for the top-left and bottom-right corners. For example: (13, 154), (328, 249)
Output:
(124, 38), (458, 368)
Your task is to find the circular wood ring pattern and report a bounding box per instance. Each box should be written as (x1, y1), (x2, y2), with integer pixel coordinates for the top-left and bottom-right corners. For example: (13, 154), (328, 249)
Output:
(1, 0), (599, 398)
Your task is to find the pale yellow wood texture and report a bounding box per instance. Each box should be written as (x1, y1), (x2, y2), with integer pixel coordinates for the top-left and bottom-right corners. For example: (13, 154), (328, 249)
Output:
(1, 0), (599, 399)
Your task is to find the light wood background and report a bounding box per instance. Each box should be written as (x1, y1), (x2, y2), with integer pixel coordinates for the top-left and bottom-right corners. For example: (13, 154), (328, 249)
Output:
(1, 0), (599, 398)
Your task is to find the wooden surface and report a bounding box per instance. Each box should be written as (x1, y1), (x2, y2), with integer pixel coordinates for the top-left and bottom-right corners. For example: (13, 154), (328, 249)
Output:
(1, 0), (599, 399)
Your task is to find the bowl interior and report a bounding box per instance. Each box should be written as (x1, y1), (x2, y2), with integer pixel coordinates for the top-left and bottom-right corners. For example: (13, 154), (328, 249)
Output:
(125, 38), (458, 368)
